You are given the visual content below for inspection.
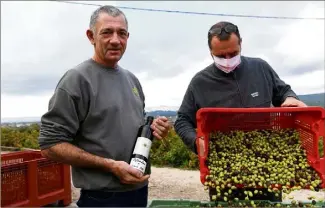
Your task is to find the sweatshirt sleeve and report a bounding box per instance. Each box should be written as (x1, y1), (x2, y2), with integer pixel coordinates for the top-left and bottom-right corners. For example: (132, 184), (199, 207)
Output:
(174, 84), (198, 154)
(38, 70), (88, 150)
(262, 60), (299, 107)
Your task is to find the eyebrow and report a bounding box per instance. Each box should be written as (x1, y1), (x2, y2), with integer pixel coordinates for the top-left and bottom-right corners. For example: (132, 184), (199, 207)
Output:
(100, 27), (127, 32)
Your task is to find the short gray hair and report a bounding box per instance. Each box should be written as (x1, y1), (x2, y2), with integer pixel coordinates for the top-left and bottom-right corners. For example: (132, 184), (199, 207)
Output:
(89, 5), (128, 32)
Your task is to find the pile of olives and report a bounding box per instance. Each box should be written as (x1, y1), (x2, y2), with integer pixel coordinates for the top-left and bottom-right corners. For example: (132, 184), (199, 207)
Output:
(204, 128), (324, 207)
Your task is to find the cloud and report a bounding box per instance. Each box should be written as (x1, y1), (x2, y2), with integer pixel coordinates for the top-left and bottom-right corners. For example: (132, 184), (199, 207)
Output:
(1, 94), (53, 118)
(285, 61), (324, 75)
(273, 2), (325, 76)
(1, 1), (113, 95)
(120, 1), (308, 79)
(1, 1), (324, 118)
(282, 69), (325, 95)
(137, 56), (214, 108)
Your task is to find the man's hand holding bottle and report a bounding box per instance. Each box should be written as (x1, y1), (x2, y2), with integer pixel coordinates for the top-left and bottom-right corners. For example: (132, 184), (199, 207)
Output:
(112, 160), (150, 184)
(103, 116), (170, 185)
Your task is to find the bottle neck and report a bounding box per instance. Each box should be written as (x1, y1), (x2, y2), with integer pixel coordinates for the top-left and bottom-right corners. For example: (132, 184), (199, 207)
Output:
(145, 116), (154, 125)
(140, 126), (154, 140)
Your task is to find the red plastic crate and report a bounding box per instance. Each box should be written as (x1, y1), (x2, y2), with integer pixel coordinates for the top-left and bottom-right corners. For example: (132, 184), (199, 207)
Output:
(196, 107), (325, 189)
(1, 150), (72, 207)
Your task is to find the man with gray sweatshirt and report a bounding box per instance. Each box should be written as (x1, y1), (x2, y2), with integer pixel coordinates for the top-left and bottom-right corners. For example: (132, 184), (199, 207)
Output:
(174, 21), (307, 154)
(38, 5), (170, 207)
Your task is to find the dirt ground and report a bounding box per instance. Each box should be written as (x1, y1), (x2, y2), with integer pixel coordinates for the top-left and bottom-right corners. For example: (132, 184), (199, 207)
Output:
(70, 167), (209, 206)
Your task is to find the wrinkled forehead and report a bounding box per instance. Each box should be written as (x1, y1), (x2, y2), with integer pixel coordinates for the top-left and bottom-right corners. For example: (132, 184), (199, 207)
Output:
(96, 13), (128, 32)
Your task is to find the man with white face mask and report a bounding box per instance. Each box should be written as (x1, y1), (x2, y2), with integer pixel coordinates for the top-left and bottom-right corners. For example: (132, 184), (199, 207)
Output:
(174, 21), (307, 154)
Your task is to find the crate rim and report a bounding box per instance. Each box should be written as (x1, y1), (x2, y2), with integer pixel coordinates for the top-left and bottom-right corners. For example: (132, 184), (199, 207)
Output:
(1, 150), (46, 168)
(1, 150), (41, 157)
(196, 106), (325, 119)
(1, 157), (48, 169)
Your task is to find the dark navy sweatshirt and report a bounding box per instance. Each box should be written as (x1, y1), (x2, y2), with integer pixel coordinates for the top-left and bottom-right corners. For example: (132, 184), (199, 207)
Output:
(174, 56), (299, 153)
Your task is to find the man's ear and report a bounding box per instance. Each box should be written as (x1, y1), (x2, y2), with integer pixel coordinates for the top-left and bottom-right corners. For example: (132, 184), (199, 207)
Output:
(86, 29), (95, 45)
(239, 38), (242, 52)
(210, 52), (214, 59)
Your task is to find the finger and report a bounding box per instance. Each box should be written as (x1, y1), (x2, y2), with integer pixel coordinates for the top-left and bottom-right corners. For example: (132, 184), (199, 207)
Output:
(122, 172), (150, 183)
(153, 127), (163, 136)
(298, 102), (308, 107)
(158, 116), (168, 121)
(281, 102), (287, 107)
(157, 119), (170, 128)
(281, 102), (294, 107)
(140, 174), (150, 182)
(127, 166), (143, 178)
(153, 131), (162, 140)
(121, 179), (136, 184)
(150, 120), (159, 130)
(151, 124), (163, 135)
(286, 103), (298, 107)
(153, 123), (169, 138)
(121, 175), (143, 184)
(282, 105), (297, 107)
(122, 174), (150, 184)
(153, 123), (166, 133)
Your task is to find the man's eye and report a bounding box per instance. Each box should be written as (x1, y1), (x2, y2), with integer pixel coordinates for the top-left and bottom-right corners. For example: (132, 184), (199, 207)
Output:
(101, 30), (114, 35)
(119, 32), (127, 36)
(230, 52), (239, 57)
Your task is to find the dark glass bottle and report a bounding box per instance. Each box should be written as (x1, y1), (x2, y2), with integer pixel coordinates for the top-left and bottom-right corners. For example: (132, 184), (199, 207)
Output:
(129, 116), (154, 175)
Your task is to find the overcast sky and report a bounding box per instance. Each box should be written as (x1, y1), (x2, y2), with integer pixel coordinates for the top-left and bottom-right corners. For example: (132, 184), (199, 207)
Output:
(1, 1), (324, 118)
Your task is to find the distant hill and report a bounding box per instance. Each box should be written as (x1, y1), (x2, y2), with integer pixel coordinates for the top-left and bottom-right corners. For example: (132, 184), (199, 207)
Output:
(297, 93), (324, 107)
(146, 110), (177, 117)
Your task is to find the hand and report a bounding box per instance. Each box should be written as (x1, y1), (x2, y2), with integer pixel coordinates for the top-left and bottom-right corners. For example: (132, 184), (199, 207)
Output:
(150, 116), (170, 139)
(281, 97), (307, 107)
(195, 136), (205, 156)
(110, 161), (150, 184)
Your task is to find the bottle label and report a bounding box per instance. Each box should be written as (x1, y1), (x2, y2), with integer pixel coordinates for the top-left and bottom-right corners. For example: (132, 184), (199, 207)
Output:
(132, 137), (152, 158)
(130, 137), (152, 174)
(130, 158), (146, 174)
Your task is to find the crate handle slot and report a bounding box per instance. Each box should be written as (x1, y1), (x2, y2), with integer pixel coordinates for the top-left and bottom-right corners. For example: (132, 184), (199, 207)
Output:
(197, 136), (205, 157)
(313, 122), (320, 132)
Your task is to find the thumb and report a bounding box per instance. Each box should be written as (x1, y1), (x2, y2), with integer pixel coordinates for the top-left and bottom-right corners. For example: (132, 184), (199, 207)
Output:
(127, 166), (143, 178)
(281, 102), (287, 107)
(142, 174), (150, 180)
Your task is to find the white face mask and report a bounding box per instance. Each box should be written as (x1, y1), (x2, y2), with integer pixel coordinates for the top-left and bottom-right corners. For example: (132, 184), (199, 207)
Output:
(212, 54), (241, 73)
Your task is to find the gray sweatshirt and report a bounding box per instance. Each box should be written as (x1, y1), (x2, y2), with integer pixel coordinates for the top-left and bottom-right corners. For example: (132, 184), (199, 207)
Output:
(38, 58), (149, 192)
(174, 56), (299, 153)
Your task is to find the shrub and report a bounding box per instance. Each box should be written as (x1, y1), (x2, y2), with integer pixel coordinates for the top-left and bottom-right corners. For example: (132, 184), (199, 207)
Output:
(150, 127), (199, 169)
(1, 124), (40, 150)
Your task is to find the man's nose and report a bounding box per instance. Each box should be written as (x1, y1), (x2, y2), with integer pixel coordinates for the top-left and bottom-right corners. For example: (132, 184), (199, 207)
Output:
(225, 54), (232, 59)
(110, 33), (120, 45)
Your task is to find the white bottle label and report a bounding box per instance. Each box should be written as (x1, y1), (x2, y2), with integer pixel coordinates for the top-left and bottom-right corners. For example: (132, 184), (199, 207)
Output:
(130, 137), (152, 174)
(130, 158), (147, 174)
(132, 136), (152, 158)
